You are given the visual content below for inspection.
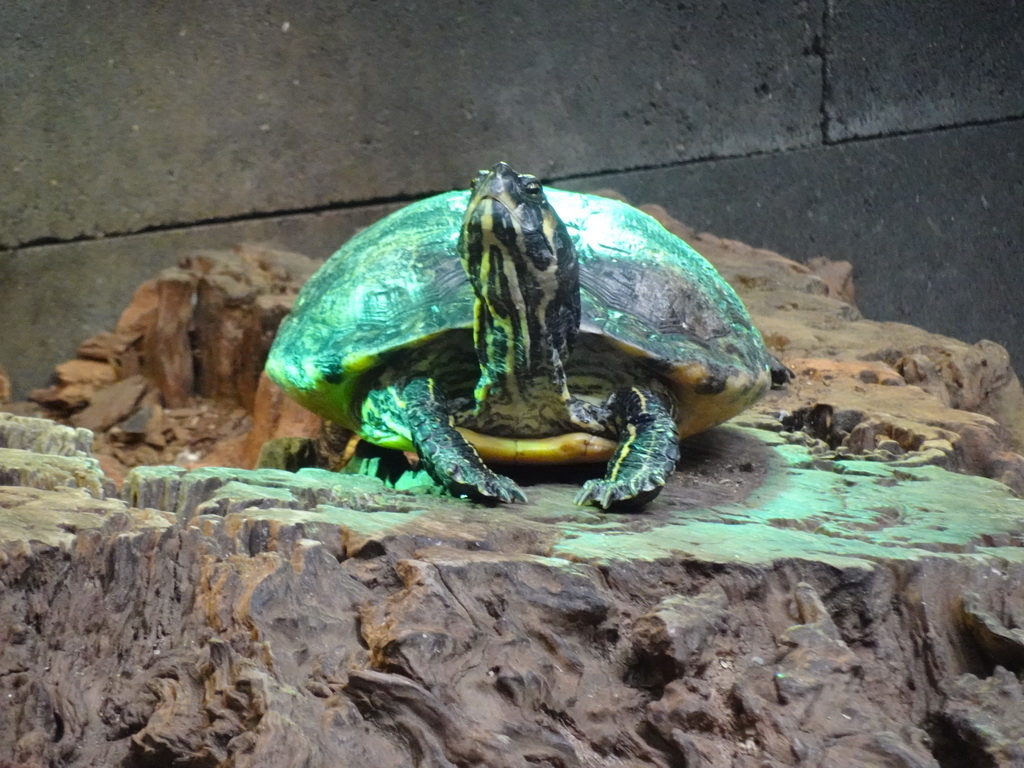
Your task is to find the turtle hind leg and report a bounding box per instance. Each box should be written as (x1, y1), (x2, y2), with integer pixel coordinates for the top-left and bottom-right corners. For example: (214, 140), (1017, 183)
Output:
(402, 378), (527, 505)
(574, 387), (679, 511)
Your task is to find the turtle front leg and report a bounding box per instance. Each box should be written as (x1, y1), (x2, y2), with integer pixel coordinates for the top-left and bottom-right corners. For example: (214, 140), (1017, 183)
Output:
(401, 378), (527, 504)
(575, 387), (680, 510)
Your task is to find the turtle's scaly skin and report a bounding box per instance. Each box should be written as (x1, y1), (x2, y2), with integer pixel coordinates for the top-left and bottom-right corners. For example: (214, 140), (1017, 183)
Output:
(267, 171), (773, 507)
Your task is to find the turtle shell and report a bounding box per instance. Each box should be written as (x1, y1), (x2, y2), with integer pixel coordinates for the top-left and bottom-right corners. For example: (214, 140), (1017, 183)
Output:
(266, 188), (772, 443)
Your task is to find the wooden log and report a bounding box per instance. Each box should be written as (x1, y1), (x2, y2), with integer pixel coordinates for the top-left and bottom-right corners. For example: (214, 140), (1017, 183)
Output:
(191, 271), (256, 405)
(142, 269), (197, 408)
(188, 245), (310, 411)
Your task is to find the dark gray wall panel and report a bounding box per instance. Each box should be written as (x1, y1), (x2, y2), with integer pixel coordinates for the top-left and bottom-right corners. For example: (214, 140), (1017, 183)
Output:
(0, 1), (822, 249)
(825, 1), (1024, 139)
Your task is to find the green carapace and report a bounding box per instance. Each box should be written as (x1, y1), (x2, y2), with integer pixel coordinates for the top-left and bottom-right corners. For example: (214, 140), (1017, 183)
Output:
(266, 162), (775, 509)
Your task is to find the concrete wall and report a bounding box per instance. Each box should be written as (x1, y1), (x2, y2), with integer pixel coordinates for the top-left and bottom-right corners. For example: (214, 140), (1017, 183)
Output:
(2, 1), (1022, 398)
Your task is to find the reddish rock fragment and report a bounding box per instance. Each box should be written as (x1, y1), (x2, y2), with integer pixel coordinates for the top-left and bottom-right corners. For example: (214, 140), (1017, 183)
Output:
(70, 375), (150, 433)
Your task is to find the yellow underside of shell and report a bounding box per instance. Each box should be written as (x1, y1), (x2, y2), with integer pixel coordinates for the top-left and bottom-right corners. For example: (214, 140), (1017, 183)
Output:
(456, 427), (617, 465)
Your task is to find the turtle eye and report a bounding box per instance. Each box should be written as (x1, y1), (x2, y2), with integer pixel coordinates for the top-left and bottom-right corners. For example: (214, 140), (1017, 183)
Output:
(522, 177), (542, 196)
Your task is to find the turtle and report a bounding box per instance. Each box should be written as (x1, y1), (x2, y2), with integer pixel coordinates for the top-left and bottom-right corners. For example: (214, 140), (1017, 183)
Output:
(266, 162), (779, 509)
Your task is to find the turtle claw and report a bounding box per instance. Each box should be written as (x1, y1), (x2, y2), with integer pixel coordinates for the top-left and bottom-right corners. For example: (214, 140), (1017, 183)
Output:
(575, 472), (667, 511)
(488, 477), (529, 505)
(575, 479), (623, 510)
(465, 477), (528, 505)
(399, 378), (528, 506)
(576, 386), (678, 511)
(447, 465), (527, 505)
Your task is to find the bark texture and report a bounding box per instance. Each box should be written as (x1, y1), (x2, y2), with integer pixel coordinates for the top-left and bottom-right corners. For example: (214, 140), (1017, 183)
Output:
(4, 213), (1024, 767)
(3, 412), (1024, 767)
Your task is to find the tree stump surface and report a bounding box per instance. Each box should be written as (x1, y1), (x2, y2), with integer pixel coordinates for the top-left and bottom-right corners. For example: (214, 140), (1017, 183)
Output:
(3, 411), (1024, 767)
(4, 209), (1024, 767)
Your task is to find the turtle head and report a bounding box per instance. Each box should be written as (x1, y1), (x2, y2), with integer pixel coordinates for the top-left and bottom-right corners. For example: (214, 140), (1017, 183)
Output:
(458, 162), (581, 407)
(462, 162), (559, 264)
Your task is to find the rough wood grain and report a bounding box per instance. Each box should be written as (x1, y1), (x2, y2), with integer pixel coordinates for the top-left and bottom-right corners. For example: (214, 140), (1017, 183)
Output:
(4, 219), (1024, 767)
(142, 269), (198, 408)
(3, 410), (1024, 766)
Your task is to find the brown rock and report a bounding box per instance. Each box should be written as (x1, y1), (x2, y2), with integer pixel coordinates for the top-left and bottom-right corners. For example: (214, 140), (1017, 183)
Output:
(882, 339), (1024, 451)
(76, 330), (139, 362)
(28, 382), (95, 412)
(70, 375), (150, 433)
(807, 256), (856, 305)
(189, 433), (248, 469)
(191, 270), (258, 405)
(240, 372), (322, 469)
(141, 405), (168, 447)
(786, 357), (905, 387)
(767, 365), (1024, 488)
(54, 359), (118, 388)
(104, 403), (167, 449)
(0, 365), (10, 404)
(76, 330), (143, 380)
(165, 371), (323, 472)
(114, 277), (160, 337)
(25, 245), (318, 479)
(95, 451), (129, 490)
(106, 244), (315, 415)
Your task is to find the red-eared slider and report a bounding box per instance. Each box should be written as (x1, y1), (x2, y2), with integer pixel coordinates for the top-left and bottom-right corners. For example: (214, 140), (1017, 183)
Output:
(266, 162), (778, 509)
